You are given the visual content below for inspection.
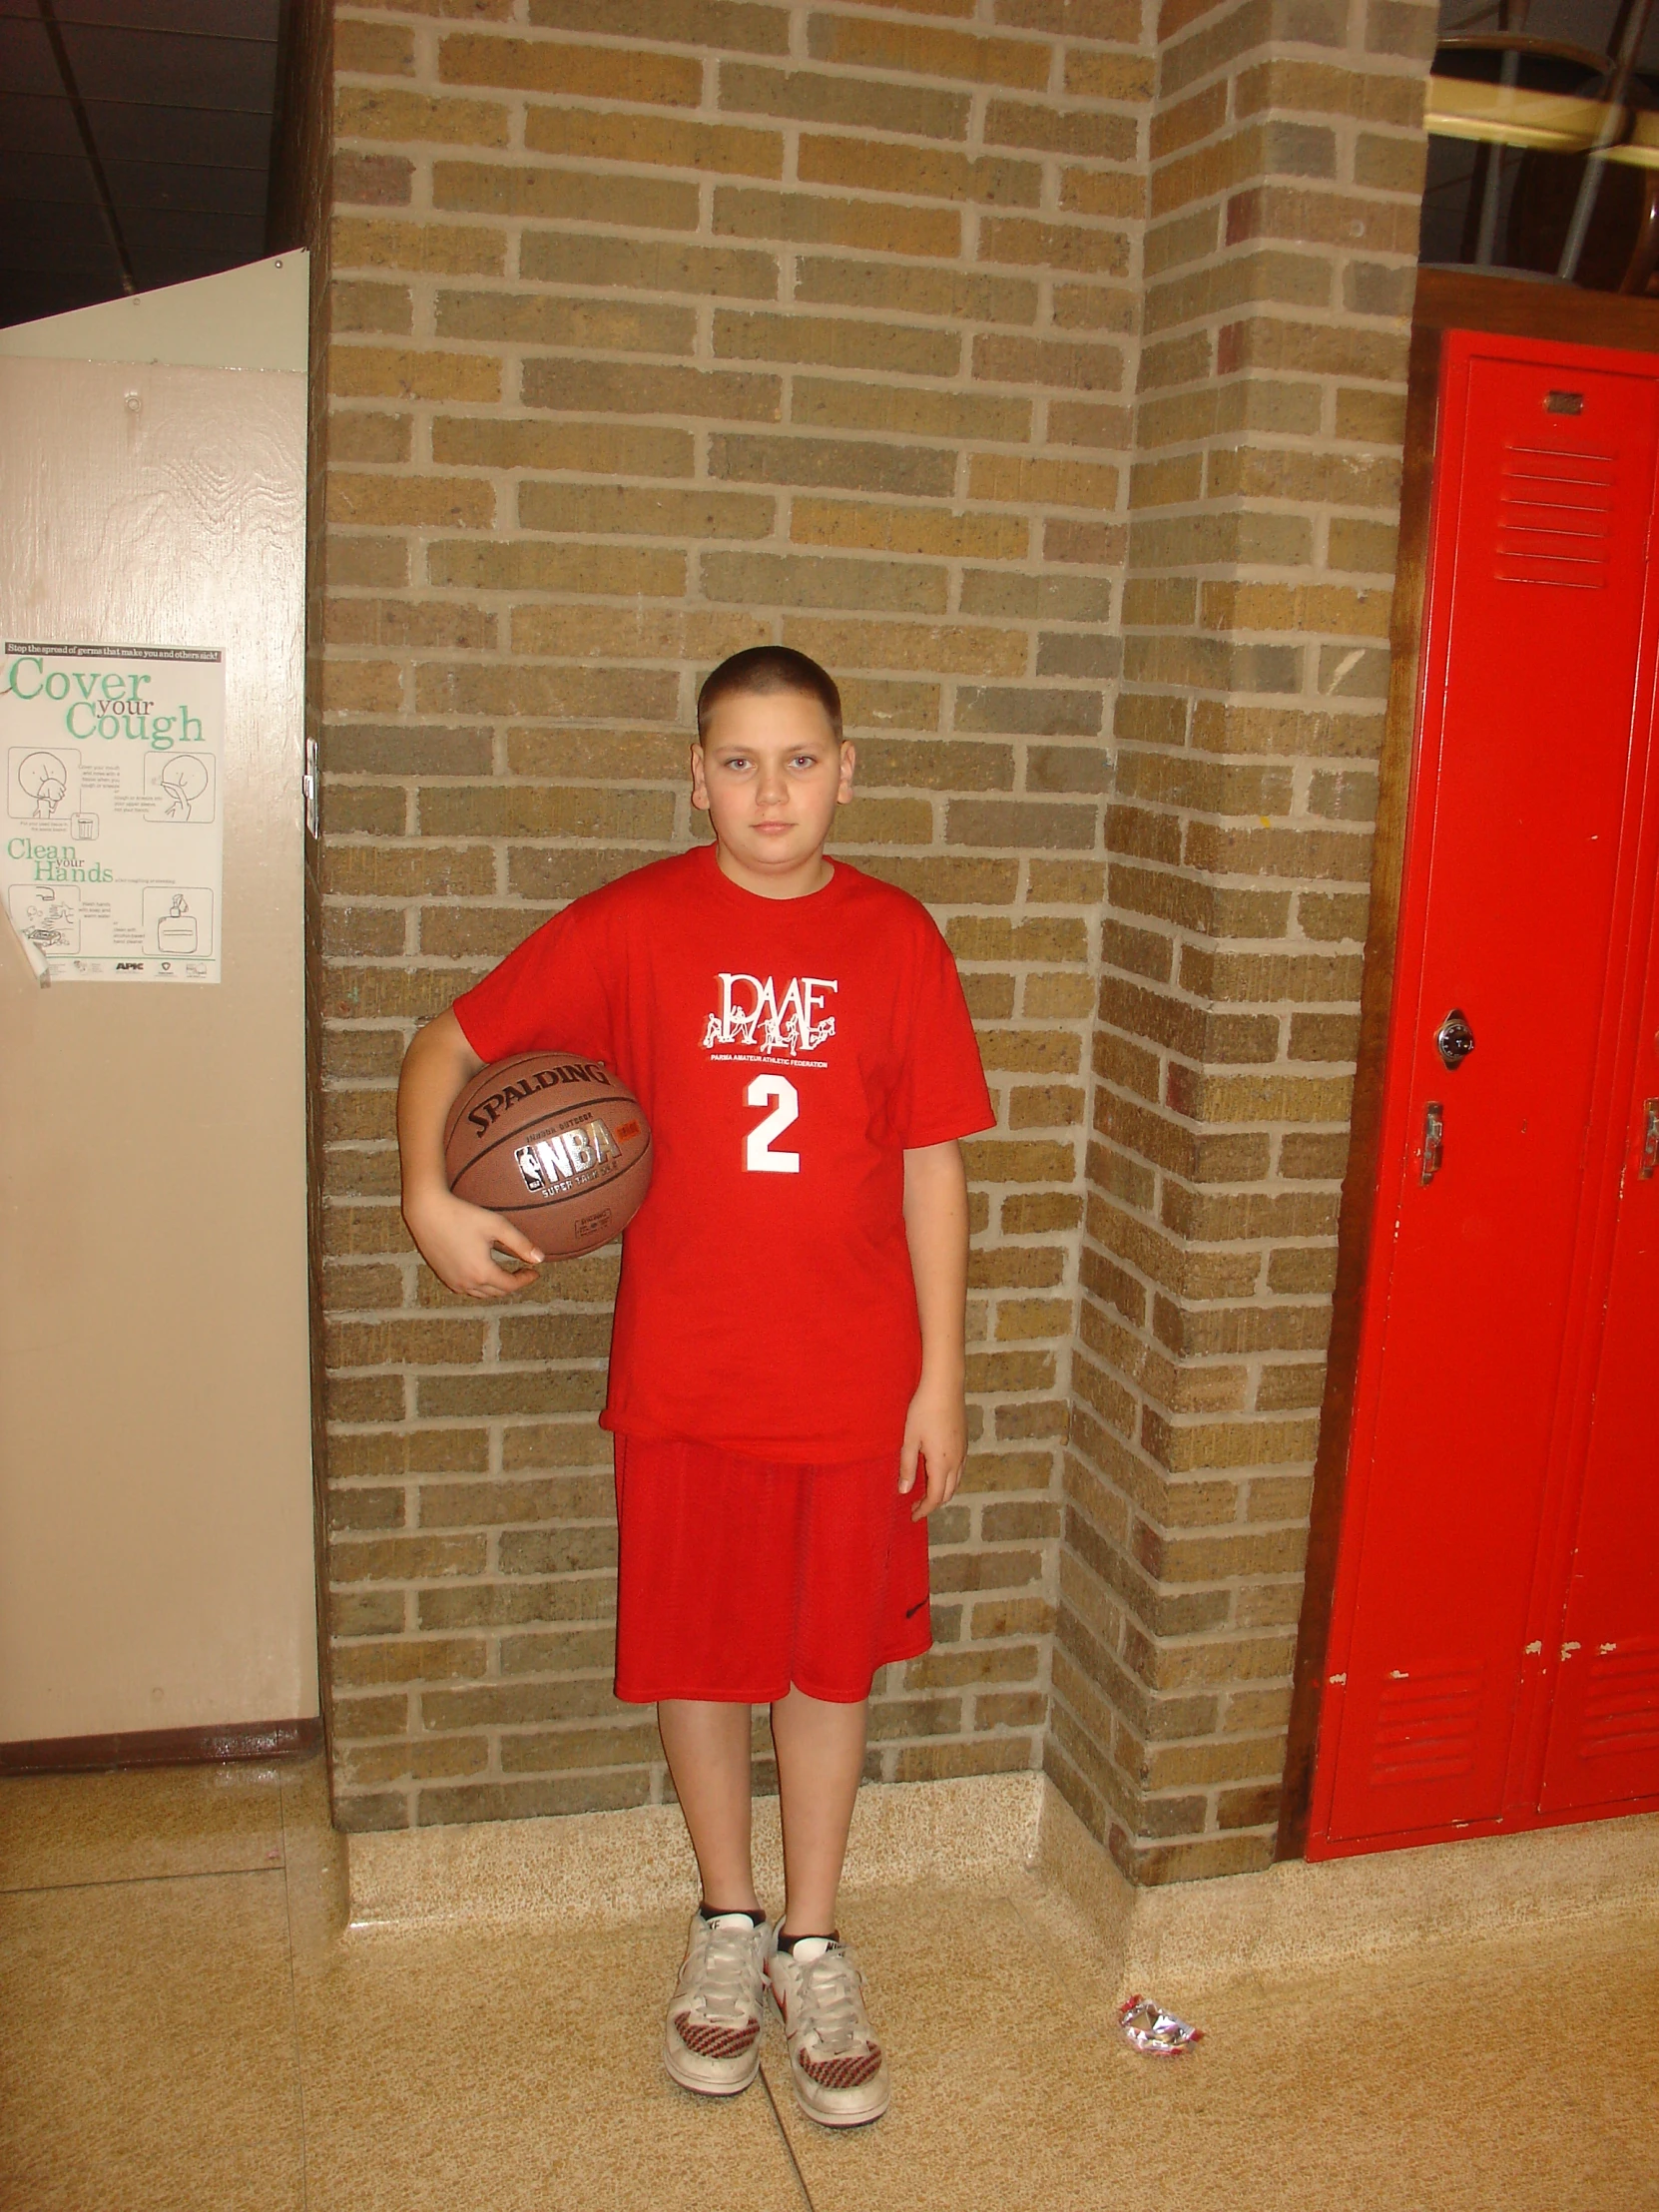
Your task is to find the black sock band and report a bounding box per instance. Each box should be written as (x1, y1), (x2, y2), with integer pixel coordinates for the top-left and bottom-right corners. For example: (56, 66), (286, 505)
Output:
(776, 1929), (837, 1953)
(700, 1903), (765, 1926)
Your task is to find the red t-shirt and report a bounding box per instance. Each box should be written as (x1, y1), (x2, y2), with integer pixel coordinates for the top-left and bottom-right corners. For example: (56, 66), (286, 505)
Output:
(451, 844), (994, 1461)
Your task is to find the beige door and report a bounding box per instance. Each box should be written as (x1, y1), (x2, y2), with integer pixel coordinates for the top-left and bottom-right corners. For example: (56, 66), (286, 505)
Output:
(0, 258), (317, 1746)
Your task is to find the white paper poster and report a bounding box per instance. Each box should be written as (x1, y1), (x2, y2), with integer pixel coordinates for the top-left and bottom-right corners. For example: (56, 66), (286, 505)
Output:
(2, 642), (225, 984)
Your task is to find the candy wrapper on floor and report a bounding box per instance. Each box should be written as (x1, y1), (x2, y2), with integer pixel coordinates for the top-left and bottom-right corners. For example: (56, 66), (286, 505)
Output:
(1118, 1994), (1203, 2056)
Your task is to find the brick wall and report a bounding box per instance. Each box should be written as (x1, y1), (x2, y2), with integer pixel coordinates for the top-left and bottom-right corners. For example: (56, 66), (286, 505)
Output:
(1048, 0), (1431, 1883)
(289, 0), (1435, 1865)
(306, 0), (1157, 1832)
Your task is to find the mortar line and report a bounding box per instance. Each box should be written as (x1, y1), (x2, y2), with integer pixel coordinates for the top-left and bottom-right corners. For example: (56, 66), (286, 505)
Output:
(759, 2057), (819, 2211)
(277, 1778), (313, 2212)
(0, 1865), (284, 1899)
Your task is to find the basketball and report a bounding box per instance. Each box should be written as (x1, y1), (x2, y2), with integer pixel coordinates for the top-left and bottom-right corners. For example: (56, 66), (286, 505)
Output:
(442, 1051), (653, 1259)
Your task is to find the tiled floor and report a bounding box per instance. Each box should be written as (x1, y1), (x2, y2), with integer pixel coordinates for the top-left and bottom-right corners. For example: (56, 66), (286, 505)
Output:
(3, 1757), (1657, 2211)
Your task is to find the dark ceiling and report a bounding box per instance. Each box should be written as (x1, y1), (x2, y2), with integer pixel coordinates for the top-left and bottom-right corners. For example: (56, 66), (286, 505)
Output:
(0, 0), (286, 331)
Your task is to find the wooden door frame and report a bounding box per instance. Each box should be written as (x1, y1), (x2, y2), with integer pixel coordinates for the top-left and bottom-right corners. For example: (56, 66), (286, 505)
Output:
(1276, 269), (1659, 1861)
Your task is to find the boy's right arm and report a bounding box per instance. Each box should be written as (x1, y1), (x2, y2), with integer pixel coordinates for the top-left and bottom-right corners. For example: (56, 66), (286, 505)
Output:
(397, 1009), (545, 1299)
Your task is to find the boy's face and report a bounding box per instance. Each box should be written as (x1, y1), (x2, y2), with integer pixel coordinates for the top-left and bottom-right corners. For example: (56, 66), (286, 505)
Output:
(691, 688), (854, 893)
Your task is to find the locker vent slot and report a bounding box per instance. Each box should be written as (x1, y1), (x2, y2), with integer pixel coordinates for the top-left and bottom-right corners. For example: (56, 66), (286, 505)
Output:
(1369, 1665), (1483, 1787)
(1495, 442), (1617, 590)
(1579, 1640), (1659, 1757)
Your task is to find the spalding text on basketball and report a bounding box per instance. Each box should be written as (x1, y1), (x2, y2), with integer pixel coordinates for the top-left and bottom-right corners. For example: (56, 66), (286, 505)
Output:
(468, 1060), (610, 1135)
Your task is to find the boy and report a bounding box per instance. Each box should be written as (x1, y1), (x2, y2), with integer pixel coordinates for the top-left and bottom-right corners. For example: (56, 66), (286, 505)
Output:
(397, 646), (993, 2127)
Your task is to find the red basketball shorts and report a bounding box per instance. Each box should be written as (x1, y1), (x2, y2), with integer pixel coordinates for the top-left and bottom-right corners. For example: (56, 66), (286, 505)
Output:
(611, 1433), (933, 1705)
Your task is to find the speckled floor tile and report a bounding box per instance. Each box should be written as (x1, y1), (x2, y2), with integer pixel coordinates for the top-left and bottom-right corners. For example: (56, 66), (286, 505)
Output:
(0, 1763), (285, 1892)
(0, 1870), (303, 2212)
(302, 2081), (806, 2212)
(6, 1761), (1657, 2212)
(767, 1888), (1659, 2212)
(293, 1916), (806, 2212)
(276, 1751), (329, 1837)
(276, 1755), (347, 1962)
(823, 1890), (1072, 2056)
(294, 1913), (702, 2100)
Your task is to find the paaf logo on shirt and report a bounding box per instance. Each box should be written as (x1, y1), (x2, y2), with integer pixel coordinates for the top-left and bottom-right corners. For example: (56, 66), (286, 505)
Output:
(702, 972), (837, 1057)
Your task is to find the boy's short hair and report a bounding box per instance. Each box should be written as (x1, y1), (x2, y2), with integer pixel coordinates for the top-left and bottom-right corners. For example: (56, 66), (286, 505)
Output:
(696, 646), (842, 743)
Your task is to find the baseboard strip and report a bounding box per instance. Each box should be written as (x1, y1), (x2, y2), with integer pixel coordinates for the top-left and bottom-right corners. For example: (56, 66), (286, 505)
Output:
(0, 1716), (322, 1775)
(1035, 1784), (1659, 1995)
(345, 1766), (1659, 2001)
(348, 1770), (1045, 1932)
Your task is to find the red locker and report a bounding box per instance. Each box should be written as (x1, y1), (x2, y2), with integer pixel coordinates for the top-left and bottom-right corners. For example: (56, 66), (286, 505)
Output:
(1309, 328), (1659, 1858)
(1539, 878), (1659, 1813)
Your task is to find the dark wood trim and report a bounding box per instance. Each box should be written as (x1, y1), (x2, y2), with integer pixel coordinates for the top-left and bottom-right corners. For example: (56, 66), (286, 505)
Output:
(1277, 263), (1659, 1860)
(0, 1717), (321, 1776)
(1414, 266), (1659, 347)
(1275, 322), (1445, 1862)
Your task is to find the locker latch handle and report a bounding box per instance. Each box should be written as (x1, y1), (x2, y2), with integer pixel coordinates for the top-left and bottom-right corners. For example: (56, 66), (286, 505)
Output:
(1641, 1097), (1659, 1180)
(1420, 1101), (1444, 1185)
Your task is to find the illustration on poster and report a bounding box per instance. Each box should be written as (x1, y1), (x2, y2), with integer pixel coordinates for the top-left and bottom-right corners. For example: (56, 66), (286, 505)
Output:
(11, 884), (79, 952)
(17, 752), (67, 821)
(1, 643), (224, 983)
(144, 748), (215, 824)
(159, 756), (209, 820)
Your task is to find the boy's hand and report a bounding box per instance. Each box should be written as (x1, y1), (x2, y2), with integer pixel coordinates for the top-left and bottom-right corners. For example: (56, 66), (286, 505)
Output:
(898, 1141), (971, 1521)
(898, 1375), (966, 1521)
(397, 1010), (540, 1300)
(402, 1185), (543, 1301)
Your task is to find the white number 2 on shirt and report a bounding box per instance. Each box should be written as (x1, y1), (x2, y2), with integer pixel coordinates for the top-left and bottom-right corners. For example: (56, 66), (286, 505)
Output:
(744, 1074), (800, 1174)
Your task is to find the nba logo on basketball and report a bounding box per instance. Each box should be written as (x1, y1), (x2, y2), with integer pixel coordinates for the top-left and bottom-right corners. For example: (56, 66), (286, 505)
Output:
(443, 1049), (653, 1260)
(702, 973), (837, 1056)
(514, 1119), (621, 1194)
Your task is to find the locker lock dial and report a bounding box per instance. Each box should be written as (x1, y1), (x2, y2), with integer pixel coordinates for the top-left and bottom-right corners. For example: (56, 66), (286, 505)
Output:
(1435, 1008), (1476, 1071)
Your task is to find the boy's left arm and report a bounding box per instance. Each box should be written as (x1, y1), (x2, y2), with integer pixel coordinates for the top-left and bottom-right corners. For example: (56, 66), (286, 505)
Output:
(899, 1139), (971, 1520)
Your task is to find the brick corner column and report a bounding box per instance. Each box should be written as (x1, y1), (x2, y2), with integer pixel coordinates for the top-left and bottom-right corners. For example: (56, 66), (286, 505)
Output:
(1051, 0), (1434, 1884)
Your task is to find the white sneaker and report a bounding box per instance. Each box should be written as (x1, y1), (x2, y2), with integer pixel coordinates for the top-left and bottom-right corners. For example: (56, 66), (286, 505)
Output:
(765, 1931), (891, 2127)
(663, 1910), (771, 2096)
